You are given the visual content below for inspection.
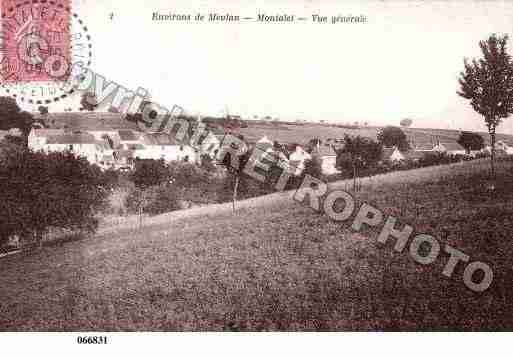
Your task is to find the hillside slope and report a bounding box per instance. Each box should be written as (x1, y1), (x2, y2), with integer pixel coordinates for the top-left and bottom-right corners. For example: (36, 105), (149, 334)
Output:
(1, 159), (512, 330)
(234, 120), (513, 145)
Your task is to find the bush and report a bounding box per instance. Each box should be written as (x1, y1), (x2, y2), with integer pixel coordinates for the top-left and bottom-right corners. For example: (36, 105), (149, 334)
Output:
(219, 171), (270, 203)
(0, 148), (108, 246)
(336, 135), (383, 173)
(106, 186), (133, 216)
(377, 126), (410, 151)
(419, 152), (454, 167)
(199, 154), (217, 172)
(145, 185), (181, 215)
(125, 184), (181, 216)
(131, 159), (169, 188)
(302, 155), (324, 179)
(168, 161), (210, 188)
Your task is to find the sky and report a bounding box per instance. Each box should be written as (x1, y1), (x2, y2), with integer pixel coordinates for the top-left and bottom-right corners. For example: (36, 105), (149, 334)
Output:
(8, 0), (513, 134)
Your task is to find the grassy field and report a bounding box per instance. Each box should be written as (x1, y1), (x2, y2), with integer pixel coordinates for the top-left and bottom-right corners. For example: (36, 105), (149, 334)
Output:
(39, 111), (513, 146)
(1, 158), (512, 331)
(236, 122), (380, 144)
(234, 121), (513, 146)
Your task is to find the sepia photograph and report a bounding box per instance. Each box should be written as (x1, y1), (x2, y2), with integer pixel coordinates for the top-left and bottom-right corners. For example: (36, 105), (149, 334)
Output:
(1, 0), (513, 353)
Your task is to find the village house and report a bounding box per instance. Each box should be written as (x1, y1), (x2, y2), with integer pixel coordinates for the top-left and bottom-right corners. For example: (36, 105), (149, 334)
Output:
(87, 130), (119, 149)
(311, 141), (340, 175)
(25, 113), (213, 170)
(249, 136), (281, 169)
(433, 141), (466, 156)
(483, 140), (513, 156)
(382, 146), (406, 162)
(29, 128), (116, 169)
(136, 133), (198, 163)
(118, 130), (143, 149)
(413, 139), (467, 156)
(28, 128), (115, 169)
(288, 144), (311, 175)
(255, 136), (274, 152)
(28, 128), (65, 150)
(496, 140), (513, 155)
(197, 131), (221, 158)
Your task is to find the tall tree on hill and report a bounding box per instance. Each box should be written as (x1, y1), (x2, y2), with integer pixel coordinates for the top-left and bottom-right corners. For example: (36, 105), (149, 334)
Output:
(458, 34), (513, 178)
(377, 126), (410, 151)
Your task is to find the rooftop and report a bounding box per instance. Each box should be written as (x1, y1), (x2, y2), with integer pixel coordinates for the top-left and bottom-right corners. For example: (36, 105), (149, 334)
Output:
(31, 129), (65, 137)
(142, 133), (181, 146)
(46, 133), (96, 145)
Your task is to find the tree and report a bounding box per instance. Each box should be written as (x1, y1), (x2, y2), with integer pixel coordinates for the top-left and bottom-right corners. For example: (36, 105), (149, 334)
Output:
(457, 131), (485, 154)
(129, 159), (170, 227)
(400, 118), (413, 127)
(219, 135), (250, 212)
(457, 34), (513, 178)
(38, 106), (49, 115)
(80, 92), (98, 111)
(307, 138), (322, 151)
(131, 159), (170, 188)
(0, 148), (107, 249)
(0, 96), (35, 139)
(0, 96), (21, 117)
(336, 135), (382, 191)
(101, 134), (115, 149)
(2, 135), (24, 147)
(377, 126), (410, 151)
(302, 155), (323, 180)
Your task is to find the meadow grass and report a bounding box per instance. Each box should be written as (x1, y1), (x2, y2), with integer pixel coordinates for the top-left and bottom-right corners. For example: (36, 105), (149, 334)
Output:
(236, 121), (513, 145)
(0, 158), (512, 330)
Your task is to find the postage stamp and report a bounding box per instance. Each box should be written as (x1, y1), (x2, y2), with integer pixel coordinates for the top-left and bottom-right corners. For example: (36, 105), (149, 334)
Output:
(0, 0), (92, 105)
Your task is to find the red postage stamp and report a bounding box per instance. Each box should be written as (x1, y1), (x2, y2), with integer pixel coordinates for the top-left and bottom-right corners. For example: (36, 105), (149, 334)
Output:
(1, 0), (71, 84)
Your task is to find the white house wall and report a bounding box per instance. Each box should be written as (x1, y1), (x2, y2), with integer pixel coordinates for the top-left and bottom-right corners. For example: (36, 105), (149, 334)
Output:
(322, 156), (339, 175)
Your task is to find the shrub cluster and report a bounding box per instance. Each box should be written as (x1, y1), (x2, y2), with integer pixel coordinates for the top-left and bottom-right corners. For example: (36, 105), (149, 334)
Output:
(0, 147), (110, 248)
(328, 151), (488, 182)
(123, 159), (229, 216)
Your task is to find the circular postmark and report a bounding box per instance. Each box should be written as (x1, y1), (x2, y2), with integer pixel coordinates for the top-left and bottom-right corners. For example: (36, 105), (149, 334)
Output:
(0, 0), (92, 107)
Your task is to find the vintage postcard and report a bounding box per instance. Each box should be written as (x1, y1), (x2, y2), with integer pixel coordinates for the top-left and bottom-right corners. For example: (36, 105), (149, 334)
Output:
(0, 0), (512, 350)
